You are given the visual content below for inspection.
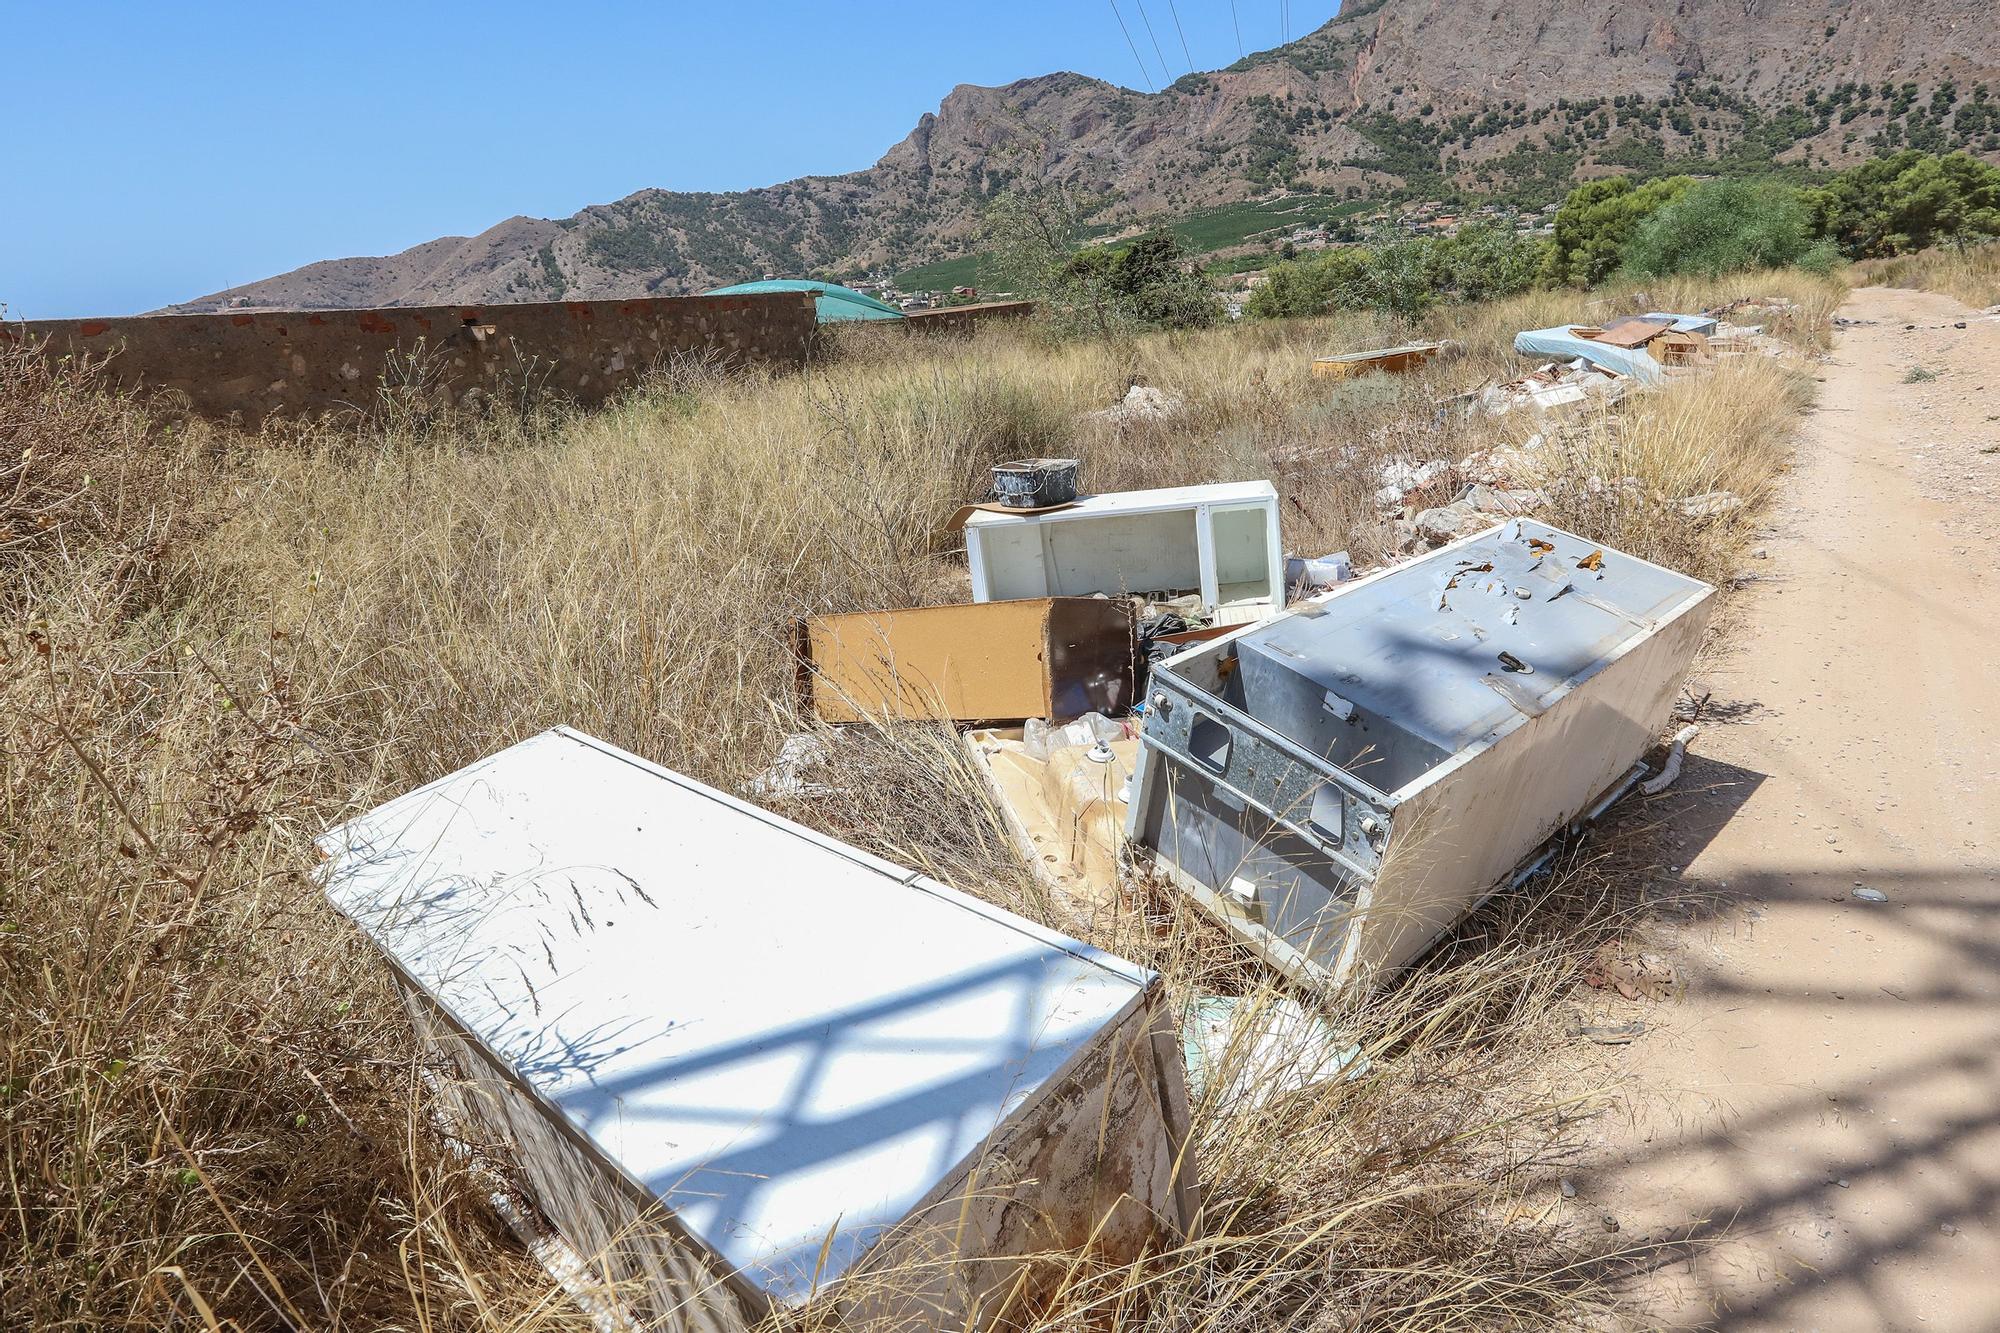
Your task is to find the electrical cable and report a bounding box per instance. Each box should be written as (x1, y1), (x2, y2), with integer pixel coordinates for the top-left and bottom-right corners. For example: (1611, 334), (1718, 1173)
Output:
(1165, 0), (1195, 75)
(1107, 0), (1157, 91)
(1133, 0), (1174, 86)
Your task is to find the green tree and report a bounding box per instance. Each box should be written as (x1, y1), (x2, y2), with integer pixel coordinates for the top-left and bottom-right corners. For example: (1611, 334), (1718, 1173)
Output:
(1244, 225), (1547, 320)
(1103, 231), (1221, 329)
(1547, 175), (1696, 286)
(1620, 179), (1835, 278)
(983, 189), (1218, 336)
(1807, 150), (2000, 257)
(983, 182), (1122, 339)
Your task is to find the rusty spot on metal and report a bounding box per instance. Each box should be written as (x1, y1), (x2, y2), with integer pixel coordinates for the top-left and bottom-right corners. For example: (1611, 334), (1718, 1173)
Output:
(566, 303), (594, 319)
(357, 312), (397, 335)
(230, 314), (256, 327)
(1528, 538), (1555, 555)
(308, 314), (328, 326)
(78, 320), (111, 337)
(1578, 549), (1605, 572)
(413, 315), (432, 331)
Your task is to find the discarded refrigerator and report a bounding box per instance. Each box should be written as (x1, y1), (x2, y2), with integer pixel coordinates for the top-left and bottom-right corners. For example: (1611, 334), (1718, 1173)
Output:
(963, 481), (1283, 626)
(1127, 520), (1712, 991)
(319, 728), (1196, 1332)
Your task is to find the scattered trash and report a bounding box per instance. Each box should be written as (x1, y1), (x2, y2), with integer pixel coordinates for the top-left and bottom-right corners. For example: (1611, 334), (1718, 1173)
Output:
(747, 732), (838, 800)
(1021, 710), (1126, 762)
(964, 481), (1284, 626)
(1853, 886), (1889, 904)
(1129, 520), (1714, 991)
(317, 728), (1196, 1328)
(1583, 940), (1679, 1002)
(801, 596), (1136, 724)
(1559, 1178), (1578, 1199)
(1602, 1213), (1622, 1232)
(990, 457), (1079, 510)
(1677, 490), (1744, 520)
(1375, 458), (1455, 508)
(1285, 550), (1353, 598)
(1312, 340), (1456, 380)
(965, 718), (1138, 911)
(1577, 1021), (1647, 1045)
(1515, 325), (1670, 384)
(1181, 991), (1369, 1110)
(1640, 724), (1700, 796)
(1088, 382), (1186, 428)
(1453, 359), (1629, 418)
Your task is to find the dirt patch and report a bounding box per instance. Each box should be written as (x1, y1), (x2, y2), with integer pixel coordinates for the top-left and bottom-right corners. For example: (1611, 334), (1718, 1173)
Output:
(1587, 287), (2000, 1328)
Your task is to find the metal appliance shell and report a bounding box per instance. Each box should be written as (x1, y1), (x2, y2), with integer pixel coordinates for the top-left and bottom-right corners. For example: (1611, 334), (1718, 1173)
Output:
(1126, 520), (1713, 990)
(319, 728), (1195, 1330)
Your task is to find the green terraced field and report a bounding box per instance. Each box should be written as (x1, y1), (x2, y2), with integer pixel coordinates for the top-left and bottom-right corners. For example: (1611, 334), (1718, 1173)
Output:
(894, 195), (1372, 291)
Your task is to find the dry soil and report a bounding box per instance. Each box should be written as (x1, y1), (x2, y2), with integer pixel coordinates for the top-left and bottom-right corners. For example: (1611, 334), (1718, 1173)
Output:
(1593, 286), (2000, 1329)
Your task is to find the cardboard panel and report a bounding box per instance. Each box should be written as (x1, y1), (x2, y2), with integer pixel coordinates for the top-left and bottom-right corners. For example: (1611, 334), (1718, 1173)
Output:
(805, 598), (1136, 724)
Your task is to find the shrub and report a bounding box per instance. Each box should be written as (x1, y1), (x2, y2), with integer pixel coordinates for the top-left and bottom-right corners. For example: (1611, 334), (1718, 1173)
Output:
(1246, 226), (1548, 320)
(1621, 179), (1836, 278)
(1546, 175), (1696, 286)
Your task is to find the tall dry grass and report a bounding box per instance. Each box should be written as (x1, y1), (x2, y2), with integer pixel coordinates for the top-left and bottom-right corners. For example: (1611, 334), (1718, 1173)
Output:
(3, 266), (1837, 1330)
(1853, 240), (2000, 308)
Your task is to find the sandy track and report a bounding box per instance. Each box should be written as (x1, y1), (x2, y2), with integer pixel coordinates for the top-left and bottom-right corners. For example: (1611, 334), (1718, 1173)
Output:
(1591, 287), (2000, 1329)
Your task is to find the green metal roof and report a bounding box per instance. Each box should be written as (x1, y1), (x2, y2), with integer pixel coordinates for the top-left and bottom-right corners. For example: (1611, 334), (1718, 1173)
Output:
(705, 279), (905, 323)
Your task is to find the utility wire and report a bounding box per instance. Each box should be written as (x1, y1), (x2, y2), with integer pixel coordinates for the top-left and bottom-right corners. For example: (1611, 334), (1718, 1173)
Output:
(1164, 0), (1195, 75)
(1107, 0), (1157, 91)
(1133, 0), (1174, 86)
(1229, 0), (1245, 58)
(1281, 0), (1289, 44)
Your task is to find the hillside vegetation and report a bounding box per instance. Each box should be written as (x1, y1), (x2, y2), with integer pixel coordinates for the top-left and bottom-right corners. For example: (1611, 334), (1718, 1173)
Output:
(164, 0), (2000, 312)
(0, 260), (1847, 1328)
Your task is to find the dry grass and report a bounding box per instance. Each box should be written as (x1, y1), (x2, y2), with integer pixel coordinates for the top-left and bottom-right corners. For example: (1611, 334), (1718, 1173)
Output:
(1852, 240), (2000, 309)
(2, 267), (1837, 1330)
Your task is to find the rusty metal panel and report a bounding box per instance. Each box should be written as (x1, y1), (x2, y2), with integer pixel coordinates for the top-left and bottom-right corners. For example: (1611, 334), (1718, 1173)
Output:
(803, 597), (1136, 724)
(317, 729), (1193, 1329)
(1128, 520), (1713, 990)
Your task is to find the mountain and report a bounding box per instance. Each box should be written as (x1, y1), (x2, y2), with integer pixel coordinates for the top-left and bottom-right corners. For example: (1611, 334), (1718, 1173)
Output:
(166, 0), (2000, 312)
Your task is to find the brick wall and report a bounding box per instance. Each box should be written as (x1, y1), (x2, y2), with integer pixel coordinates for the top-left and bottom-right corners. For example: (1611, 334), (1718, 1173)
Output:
(1, 293), (819, 425)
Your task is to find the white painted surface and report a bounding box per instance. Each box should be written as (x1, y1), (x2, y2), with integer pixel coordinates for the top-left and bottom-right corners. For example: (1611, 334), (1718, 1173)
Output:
(964, 481), (1282, 620)
(318, 728), (1150, 1306)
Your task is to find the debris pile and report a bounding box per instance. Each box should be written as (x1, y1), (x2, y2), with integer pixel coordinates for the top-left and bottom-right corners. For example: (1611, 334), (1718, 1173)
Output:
(1370, 448), (1552, 554)
(1088, 381), (1186, 429)
(311, 316), (1755, 1326)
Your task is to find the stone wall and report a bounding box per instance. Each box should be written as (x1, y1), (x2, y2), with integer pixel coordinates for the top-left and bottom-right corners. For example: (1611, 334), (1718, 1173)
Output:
(1, 292), (818, 425)
(900, 300), (1037, 336)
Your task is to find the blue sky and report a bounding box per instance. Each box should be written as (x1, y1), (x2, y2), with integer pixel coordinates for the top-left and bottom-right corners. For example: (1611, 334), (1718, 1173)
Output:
(1, 3), (1338, 319)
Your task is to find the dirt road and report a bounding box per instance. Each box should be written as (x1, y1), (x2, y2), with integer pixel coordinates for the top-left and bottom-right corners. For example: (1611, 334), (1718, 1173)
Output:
(1592, 287), (2000, 1329)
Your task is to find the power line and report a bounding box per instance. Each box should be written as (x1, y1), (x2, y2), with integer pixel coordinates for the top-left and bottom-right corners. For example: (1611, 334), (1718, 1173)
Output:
(1228, 0), (1244, 58)
(1107, 0), (1156, 91)
(1164, 0), (1195, 75)
(1280, 0), (1289, 44)
(1133, 1), (1174, 86)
